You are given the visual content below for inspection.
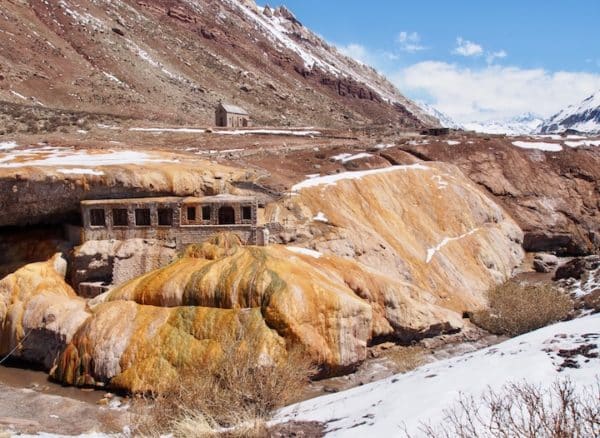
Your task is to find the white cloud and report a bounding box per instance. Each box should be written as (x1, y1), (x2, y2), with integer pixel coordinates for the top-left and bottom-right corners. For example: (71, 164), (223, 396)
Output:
(453, 37), (483, 57)
(396, 31), (425, 52)
(337, 43), (398, 65)
(337, 43), (370, 64)
(391, 61), (600, 123)
(486, 49), (507, 64)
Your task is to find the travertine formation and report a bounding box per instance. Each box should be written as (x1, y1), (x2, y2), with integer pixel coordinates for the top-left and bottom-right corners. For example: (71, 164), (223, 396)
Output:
(0, 164), (524, 392)
(0, 255), (89, 369)
(267, 162), (524, 313)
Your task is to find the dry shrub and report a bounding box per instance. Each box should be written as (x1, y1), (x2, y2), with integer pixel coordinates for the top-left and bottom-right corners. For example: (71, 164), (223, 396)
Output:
(385, 345), (426, 374)
(416, 378), (600, 438)
(134, 327), (317, 437)
(472, 281), (572, 336)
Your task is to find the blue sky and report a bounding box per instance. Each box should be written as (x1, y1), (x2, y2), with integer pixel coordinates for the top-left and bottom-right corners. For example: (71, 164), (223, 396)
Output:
(278, 0), (600, 122)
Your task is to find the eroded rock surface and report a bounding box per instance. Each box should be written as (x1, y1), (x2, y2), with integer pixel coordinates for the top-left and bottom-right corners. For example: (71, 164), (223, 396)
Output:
(267, 163), (524, 314)
(401, 139), (600, 255)
(0, 255), (90, 370)
(103, 236), (462, 373)
(71, 238), (178, 295)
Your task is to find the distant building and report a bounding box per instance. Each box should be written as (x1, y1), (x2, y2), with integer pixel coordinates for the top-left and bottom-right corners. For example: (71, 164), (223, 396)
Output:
(421, 127), (450, 136)
(80, 195), (269, 248)
(215, 103), (250, 128)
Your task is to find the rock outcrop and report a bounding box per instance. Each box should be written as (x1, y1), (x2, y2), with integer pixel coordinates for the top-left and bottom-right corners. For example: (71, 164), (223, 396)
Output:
(267, 163), (524, 314)
(53, 301), (284, 393)
(0, 147), (249, 227)
(401, 139), (600, 256)
(71, 239), (178, 295)
(102, 235), (462, 372)
(0, 255), (89, 369)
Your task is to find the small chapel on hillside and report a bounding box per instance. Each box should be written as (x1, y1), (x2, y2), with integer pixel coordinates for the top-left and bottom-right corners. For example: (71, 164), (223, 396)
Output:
(215, 103), (250, 128)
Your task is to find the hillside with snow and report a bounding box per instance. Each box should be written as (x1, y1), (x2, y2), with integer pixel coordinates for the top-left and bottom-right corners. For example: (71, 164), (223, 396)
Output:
(464, 113), (544, 135)
(416, 102), (463, 129)
(277, 313), (600, 436)
(0, 0), (435, 129)
(540, 91), (600, 134)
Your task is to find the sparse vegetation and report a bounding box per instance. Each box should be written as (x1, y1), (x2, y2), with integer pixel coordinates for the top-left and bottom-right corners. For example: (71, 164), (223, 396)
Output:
(0, 100), (129, 135)
(416, 378), (600, 438)
(471, 281), (573, 336)
(133, 327), (317, 437)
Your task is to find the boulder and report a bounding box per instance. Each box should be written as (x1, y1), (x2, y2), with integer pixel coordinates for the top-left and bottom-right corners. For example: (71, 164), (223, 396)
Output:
(555, 256), (600, 280)
(583, 289), (600, 312)
(53, 302), (285, 392)
(533, 253), (559, 273)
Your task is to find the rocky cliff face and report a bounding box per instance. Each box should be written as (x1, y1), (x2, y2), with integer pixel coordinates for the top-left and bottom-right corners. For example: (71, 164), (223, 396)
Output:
(0, 0), (435, 129)
(0, 146), (249, 226)
(400, 138), (600, 256)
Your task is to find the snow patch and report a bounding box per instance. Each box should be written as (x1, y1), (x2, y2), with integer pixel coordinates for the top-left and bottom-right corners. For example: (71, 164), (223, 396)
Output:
(0, 147), (178, 168)
(57, 168), (105, 176)
(129, 127), (208, 133)
(103, 72), (122, 84)
(276, 314), (600, 437)
(426, 228), (479, 263)
(0, 141), (18, 150)
(291, 164), (430, 192)
(331, 152), (373, 163)
(287, 246), (322, 259)
(10, 90), (27, 100)
(374, 143), (395, 150)
(313, 212), (329, 223)
(564, 140), (600, 148)
(431, 174), (449, 190)
(445, 140), (460, 146)
(512, 141), (562, 152)
(214, 129), (320, 136)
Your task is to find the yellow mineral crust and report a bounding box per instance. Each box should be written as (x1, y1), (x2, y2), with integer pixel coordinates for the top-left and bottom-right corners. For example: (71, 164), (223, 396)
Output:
(0, 255), (89, 369)
(266, 162), (524, 312)
(105, 238), (463, 372)
(53, 302), (284, 393)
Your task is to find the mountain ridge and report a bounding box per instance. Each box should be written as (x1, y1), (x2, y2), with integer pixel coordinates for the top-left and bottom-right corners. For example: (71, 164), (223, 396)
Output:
(539, 91), (600, 134)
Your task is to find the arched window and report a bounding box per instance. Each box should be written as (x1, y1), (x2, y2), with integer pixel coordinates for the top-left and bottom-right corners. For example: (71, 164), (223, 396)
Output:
(218, 206), (235, 225)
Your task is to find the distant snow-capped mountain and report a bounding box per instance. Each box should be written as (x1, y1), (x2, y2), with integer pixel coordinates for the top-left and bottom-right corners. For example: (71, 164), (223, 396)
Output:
(416, 102), (463, 129)
(539, 91), (600, 134)
(463, 113), (544, 135)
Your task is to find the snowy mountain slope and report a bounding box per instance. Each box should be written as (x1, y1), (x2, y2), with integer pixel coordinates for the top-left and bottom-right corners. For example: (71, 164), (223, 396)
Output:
(276, 314), (600, 436)
(464, 113), (544, 135)
(416, 102), (462, 129)
(540, 91), (600, 134)
(0, 0), (436, 129)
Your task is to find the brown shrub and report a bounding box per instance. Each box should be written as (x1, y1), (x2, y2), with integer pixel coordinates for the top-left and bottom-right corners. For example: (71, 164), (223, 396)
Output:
(472, 281), (572, 336)
(415, 378), (600, 438)
(133, 326), (317, 437)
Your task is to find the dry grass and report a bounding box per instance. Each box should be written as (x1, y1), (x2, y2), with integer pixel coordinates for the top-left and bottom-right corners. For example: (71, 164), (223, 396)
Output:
(133, 327), (317, 437)
(472, 281), (573, 336)
(415, 378), (600, 438)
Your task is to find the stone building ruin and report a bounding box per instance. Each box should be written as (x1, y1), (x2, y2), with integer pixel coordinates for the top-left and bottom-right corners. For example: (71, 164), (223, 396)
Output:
(81, 194), (268, 248)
